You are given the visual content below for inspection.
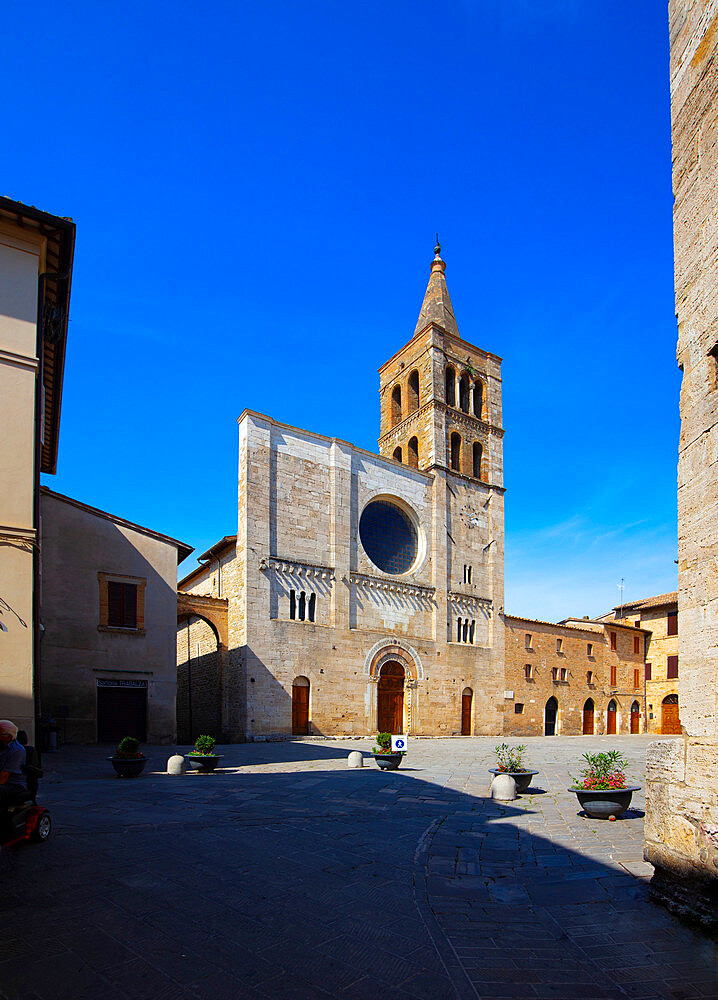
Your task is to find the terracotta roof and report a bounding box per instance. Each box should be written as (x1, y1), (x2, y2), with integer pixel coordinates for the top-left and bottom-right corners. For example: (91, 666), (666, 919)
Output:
(613, 591), (678, 613)
(40, 487), (193, 563)
(177, 534), (236, 589)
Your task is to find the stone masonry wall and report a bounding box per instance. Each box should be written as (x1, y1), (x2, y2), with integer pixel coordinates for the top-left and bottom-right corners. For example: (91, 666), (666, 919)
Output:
(644, 0), (718, 923)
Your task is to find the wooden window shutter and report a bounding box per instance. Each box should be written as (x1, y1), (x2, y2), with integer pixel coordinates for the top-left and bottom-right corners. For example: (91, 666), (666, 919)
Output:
(107, 582), (124, 626)
(667, 656), (679, 679)
(610, 664), (617, 686)
(645, 662), (652, 680)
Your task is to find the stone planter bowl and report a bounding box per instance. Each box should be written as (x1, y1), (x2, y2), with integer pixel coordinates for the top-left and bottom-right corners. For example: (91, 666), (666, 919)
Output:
(372, 752), (404, 771)
(187, 754), (223, 773)
(569, 786), (641, 820)
(108, 756), (147, 778)
(489, 768), (539, 794)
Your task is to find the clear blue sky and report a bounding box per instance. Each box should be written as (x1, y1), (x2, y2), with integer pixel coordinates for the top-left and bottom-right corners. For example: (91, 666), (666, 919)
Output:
(9, 1), (677, 620)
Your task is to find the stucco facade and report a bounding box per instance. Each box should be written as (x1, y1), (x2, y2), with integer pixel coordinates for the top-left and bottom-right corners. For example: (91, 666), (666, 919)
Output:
(0, 200), (74, 742)
(40, 488), (191, 744)
(644, 0), (718, 923)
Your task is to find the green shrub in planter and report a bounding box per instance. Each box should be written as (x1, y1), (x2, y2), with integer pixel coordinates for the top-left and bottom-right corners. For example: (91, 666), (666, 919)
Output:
(193, 734), (217, 755)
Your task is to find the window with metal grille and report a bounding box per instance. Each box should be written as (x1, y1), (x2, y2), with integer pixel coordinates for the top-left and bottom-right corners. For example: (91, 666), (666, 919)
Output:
(359, 500), (417, 574)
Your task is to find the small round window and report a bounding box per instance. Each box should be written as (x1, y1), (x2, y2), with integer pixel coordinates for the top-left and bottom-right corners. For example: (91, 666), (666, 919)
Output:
(359, 499), (418, 575)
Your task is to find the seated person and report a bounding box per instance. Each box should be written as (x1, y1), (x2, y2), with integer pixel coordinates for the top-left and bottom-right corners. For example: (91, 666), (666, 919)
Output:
(0, 720), (27, 805)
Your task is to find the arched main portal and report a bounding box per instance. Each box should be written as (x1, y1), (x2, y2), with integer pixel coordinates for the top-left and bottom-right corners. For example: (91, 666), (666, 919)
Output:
(292, 676), (310, 735)
(607, 698), (618, 735)
(377, 662), (404, 734)
(461, 687), (473, 735)
(630, 700), (640, 734)
(545, 697), (558, 736)
(582, 698), (595, 735)
(661, 694), (681, 735)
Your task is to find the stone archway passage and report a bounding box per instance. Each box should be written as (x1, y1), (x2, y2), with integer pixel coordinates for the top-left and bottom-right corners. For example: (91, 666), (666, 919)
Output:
(545, 697), (558, 736)
(607, 699), (617, 735)
(630, 701), (640, 734)
(461, 688), (473, 735)
(377, 662), (404, 734)
(661, 694), (681, 735)
(292, 677), (310, 735)
(582, 698), (595, 735)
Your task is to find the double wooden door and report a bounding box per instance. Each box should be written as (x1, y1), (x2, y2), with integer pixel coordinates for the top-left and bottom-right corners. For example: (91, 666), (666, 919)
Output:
(662, 696), (681, 735)
(377, 662), (404, 734)
(630, 703), (640, 734)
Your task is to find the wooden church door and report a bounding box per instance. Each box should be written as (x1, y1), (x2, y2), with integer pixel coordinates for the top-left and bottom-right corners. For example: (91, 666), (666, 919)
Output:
(377, 662), (404, 733)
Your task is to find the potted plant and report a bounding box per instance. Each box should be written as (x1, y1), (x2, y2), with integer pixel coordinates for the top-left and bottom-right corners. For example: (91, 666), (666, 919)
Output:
(569, 750), (640, 819)
(108, 736), (147, 778)
(488, 743), (539, 793)
(187, 734), (223, 772)
(371, 732), (405, 770)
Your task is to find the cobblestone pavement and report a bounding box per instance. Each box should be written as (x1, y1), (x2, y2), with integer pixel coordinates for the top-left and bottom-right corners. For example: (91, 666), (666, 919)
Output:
(0, 736), (715, 1000)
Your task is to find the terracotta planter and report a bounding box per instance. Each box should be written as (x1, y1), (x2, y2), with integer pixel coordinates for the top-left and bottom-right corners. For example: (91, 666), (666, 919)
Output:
(569, 785), (640, 819)
(489, 768), (539, 793)
(372, 753), (404, 771)
(187, 754), (223, 772)
(108, 756), (147, 778)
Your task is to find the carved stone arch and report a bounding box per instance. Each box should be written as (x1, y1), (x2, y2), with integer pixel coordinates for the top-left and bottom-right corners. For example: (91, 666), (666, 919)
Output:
(364, 638), (423, 680)
(177, 592), (228, 648)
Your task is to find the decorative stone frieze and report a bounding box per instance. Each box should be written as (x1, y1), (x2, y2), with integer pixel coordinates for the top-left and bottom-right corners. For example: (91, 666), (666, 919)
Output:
(260, 557), (335, 581)
(350, 572), (435, 601)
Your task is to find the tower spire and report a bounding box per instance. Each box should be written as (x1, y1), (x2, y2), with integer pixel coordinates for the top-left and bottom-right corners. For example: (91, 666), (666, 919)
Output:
(413, 238), (459, 337)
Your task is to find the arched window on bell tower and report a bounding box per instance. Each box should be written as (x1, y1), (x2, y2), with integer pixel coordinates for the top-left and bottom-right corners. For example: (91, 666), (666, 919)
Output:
(459, 373), (470, 413)
(393, 446), (402, 463)
(408, 436), (419, 469)
(450, 432), (461, 472)
(473, 380), (484, 419)
(473, 442), (483, 479)
(391, 385), (402, 426)
(445, 366), (456, 407)
(407, 370), (419, 413)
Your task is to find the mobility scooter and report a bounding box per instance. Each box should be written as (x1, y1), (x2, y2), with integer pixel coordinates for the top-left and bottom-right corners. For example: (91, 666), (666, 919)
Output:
(0, 733), (51, 847)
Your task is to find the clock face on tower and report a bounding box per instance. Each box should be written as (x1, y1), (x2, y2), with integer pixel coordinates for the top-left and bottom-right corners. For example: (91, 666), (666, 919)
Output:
(459, 505), (483, 530)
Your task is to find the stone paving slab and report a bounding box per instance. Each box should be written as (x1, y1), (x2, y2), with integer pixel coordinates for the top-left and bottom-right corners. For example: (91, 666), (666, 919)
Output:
(0, 735), (716, 999)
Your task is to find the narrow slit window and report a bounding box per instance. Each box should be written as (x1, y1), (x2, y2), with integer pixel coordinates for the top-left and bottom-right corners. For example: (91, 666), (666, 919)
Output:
(298, 591), (306, 621)
(469, 620), (475, 644)
(289, 590), (296, 620)
(308, 593), (316, 623)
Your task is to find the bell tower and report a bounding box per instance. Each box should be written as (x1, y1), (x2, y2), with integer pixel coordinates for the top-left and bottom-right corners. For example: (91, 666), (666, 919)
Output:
(378, 242), (503, 489)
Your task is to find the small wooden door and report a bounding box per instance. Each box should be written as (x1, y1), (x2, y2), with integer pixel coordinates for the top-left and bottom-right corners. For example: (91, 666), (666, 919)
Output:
(630, 702), (640, 734)
(97, 684), (147, 743)
(461, 688), (473, 735)
(292, 678), (309, 735)
(582, 699), (594, 735)
(377, 662), (404, 734)
(662, 695), (681, 735)
(607, 700), (617, 735)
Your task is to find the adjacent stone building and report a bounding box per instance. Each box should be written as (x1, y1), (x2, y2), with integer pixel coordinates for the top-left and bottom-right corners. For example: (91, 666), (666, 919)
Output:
(602, 593), (680, 736)
(179, 244), (507, 740)
(40, 488), (192, 744)
(643, 0), (718, 922)
(504, 615), (647, 737)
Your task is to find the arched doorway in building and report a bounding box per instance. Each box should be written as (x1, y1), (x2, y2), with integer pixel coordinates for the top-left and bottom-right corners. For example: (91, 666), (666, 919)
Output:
(630, 700), (641, 734)
(377, 662), (404, 734)
(661, 694), (681, 735)
(607, 699), (618, 735)
(292, 677), (310, 735)
(544, 697), (558, 736)
(461, 687), (473, 735)
(582, 698), (595, 735)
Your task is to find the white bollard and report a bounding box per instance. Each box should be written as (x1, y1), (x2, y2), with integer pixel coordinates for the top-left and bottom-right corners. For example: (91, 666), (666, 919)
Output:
(490, 773), (517, 801)
(167, 755), (186, 775)
(347, 751), (364, 768)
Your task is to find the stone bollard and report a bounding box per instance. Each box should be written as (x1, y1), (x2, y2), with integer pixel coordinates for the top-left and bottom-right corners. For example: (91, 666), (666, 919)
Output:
(347, 751), (364, 768)
(167, 755), (186, 776)
(490, 773), (517, 801)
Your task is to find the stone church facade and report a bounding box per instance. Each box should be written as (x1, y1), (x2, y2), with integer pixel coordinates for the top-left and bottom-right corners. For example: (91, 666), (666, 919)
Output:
(179, 245), (507, 740)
